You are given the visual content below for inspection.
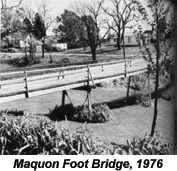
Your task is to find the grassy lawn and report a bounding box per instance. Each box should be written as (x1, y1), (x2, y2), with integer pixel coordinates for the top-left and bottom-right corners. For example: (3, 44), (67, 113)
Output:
(0, 84), (174, 145)
(57, 99), (173, 145)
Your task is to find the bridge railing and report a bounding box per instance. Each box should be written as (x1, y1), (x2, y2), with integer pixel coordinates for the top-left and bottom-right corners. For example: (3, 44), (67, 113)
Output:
(0, 58), (148, 103)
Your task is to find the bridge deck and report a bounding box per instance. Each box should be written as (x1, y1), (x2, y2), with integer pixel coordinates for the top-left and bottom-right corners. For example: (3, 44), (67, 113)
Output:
(0, 58), (149, 103)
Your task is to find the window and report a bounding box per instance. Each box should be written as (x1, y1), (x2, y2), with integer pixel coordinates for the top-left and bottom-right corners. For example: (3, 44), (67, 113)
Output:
(128, 37), (131, 43)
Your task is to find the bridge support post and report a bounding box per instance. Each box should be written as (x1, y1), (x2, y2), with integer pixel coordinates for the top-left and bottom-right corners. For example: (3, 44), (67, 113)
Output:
(87, 65), (95, 113)
(24, 71), (29, 98)
(126, 76), (132, 102)
(61, 90), (67, 107)
(87, 87), (92, 113)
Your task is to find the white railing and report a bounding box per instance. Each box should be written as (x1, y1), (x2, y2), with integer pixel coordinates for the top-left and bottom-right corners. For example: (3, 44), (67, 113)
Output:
(0, 58), (149, 103)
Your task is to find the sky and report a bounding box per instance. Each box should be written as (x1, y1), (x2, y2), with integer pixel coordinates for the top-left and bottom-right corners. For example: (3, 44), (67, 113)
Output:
(2, 0), (153, 35)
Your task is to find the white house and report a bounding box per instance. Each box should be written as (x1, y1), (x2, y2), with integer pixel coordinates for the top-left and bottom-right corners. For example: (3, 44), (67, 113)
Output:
(123, 32), (139, 46)
(109, 32), (139, 46)
(45, 35), (68, 51)
(20, 34), (42, 52)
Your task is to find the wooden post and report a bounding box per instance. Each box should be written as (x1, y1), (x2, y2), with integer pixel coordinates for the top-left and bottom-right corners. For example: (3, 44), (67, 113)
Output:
(24, 71), (29, 98)
(61, 90), (67, 107)
(87, 87), (92, 113)
(148, 71), (151, 106)
(87, 65), (96, 88)
(87, 65), (92, 113)
(126, 76), (132, 102)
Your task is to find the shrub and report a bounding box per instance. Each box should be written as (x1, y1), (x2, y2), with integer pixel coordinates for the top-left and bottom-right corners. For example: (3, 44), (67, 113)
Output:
(73, 104), (110, 123)
(49, 104), (75, 121)
(117, 133), (172, 155)
(96, 81), (110, 88)
(0, 112), (93, 155)
(160, 86), (174, 101)
(49, 104), (110, 123)
(67, 41), (83, 49)
(135, 94), (150, 107)
(0, 111), (172, 155)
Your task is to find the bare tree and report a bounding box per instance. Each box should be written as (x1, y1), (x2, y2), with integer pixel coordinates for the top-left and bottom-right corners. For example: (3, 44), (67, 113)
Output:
(102, 0), (147, 50)
(72, 0), (110, 61)
(38, 0), (56, 58)
(16, 4), (37, 61)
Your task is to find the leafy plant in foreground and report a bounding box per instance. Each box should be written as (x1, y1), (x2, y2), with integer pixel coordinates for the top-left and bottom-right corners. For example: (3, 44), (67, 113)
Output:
(0, 111), (172, 155)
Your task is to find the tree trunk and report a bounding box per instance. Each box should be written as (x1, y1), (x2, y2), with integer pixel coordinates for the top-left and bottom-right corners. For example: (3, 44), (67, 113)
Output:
(122, 32), (126, 77)
(29, 44), (32, 61)
(116, 32), (121, 50)
(42, 38), (45, 58)
(91, 48), (96, 61)
(151, 11), (160, 137)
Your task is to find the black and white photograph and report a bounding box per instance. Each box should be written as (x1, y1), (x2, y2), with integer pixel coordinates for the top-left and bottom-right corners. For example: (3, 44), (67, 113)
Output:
(0, 0), (176, 156)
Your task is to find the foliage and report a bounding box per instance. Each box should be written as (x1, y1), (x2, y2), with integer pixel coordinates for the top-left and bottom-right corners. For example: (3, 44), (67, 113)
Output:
(1, 8), (22, 41)
(3, 56), (40, 67)
(73, 104), (110, 123)
(0, 112), (93, 155)
(56, 10), (80, 43)
(33, 13), (46, 40)
(0, 111), (172, 155)
(160, 86), (174, 101)
(67, 41), (84, 49)
(129, 74), (151, 107)
(113, 133), (172, 155)
(49, 104), (110, 123)
(49, 104), (75, 121)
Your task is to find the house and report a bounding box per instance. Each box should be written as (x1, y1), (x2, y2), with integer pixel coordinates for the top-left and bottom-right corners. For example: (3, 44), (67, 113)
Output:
(109, 36), (117, 45)
(109, 32), (139, 46)
(19, 34), (42, 52)
(123, 32), (139, 46)
(45, 35), (67, 51)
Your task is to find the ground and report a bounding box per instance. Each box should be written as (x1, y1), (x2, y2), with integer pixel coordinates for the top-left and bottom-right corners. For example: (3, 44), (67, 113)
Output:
(0, 85), (174, 145)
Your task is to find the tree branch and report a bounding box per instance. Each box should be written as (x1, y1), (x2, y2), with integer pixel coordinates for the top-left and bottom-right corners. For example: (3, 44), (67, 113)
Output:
(1, 0), (23, 10)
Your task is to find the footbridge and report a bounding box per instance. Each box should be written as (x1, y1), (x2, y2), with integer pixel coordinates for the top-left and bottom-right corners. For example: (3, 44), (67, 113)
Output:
(0, 58), (150, 105)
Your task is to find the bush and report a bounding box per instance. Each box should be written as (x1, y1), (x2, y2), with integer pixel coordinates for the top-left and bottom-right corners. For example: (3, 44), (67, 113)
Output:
(73, 104), (110, 123)
(49, 104), (110, 123)
(0, 111), (172, 155)
(160, 86), (174, 101)
(49, 104), (75, 121)
(0, 111), (94, 155)
(116, 133), (172, 155)
(67, 41), (83, 49)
